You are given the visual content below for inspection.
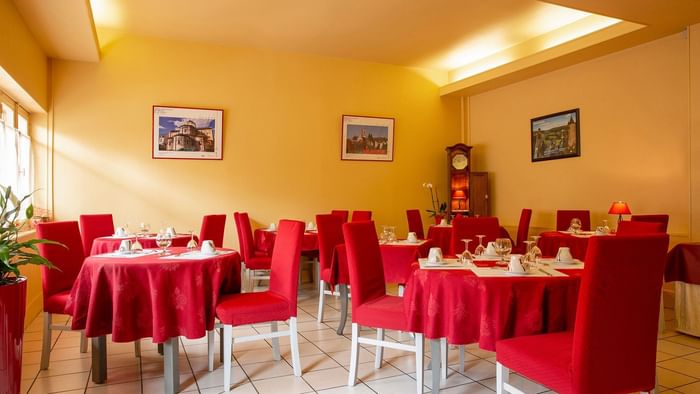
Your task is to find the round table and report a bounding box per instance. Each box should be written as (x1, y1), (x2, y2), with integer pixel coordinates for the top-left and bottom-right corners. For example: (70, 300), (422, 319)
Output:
(90, 234), (195, 255)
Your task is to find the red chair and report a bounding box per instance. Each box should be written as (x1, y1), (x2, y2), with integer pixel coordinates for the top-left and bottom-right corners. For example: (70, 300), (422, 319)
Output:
(36, 221), (88, 369)
(496, 233), (669, 394)
(511, 209), (532, 253)
(78, 214), (114, 256)
(556, 210), (591, 231)
(315, 214), (346, 323)
(406, 209), (425, 239)
(234, 212), (272, 292)
(450, 216), (500, 255)
(331, 210), (349, 223)
(617, 220), (666, 234)
(342, 221), (424, 392)
(631, 214), (669, 233)
(199, 214), (227, 247)
(350, 210), (372, 222)
(214, 220), (305, 391)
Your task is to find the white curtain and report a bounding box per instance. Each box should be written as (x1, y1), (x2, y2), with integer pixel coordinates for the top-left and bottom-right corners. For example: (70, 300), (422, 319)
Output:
(0, 119), (31, 201)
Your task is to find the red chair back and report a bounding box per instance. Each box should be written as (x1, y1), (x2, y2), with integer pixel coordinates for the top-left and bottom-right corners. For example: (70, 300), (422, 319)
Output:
(515, 209), (532, 248)
(351, 210), (372, 222)
(316, 214), (344, 274)
(406, 209), (424, 239)
(199, 214), (226, 247)
(450, 216), (500, 254)
(36, 221), (86, 306)
(331, 210), (349, 223)
(342, 221), (386, 311)
(572, 234), (669, 392)
(79, 214), (114, 256)
(268, 220), (304, 317)
(616, 220), (665, 234)
(233, 212), (257, 260)
(631, 214), (669, 232)
(556, 210), (591, 231)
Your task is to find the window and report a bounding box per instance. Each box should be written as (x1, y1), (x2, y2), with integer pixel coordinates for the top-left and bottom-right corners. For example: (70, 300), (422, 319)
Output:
(0, 91), (32, 203)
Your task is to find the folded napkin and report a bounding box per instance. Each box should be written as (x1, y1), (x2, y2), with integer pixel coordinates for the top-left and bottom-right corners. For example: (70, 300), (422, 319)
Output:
(418, 258), (468, 270)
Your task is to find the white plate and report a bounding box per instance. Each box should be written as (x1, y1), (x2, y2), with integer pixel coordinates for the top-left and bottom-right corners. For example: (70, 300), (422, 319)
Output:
(504, 271), (535, 276)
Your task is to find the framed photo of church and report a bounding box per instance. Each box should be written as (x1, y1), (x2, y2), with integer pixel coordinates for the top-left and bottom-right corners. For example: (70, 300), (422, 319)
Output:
(530, 108), (580, 162)
(341, 115), (395, 162)
(152, 105), (224, 160)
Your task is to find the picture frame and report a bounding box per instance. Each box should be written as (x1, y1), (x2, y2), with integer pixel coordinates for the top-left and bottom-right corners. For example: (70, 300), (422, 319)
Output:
(341, 115), (395, 161)
(531, 108), (580, 162)
(152, 105), (224, 160)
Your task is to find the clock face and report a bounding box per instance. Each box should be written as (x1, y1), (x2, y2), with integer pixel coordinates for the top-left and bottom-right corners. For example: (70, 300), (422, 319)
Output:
(451, 153), (468, 170)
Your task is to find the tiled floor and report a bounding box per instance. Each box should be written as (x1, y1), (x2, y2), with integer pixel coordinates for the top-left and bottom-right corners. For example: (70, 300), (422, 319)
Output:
(19, 284), (700, 393)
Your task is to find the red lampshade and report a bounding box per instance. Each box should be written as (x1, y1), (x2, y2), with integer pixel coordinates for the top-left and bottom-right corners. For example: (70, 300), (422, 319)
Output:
(452, 189), (466, 199)
(608, 201), (631, 215)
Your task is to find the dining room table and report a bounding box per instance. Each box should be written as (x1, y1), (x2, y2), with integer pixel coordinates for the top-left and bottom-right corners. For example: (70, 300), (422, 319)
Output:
(66, 246), (241, 394)
(665, 243), (700, 336)
(90, 233), (195, 255)
(537, 230), (595, 259)
(403, 256), (584, 393)
(254, 228), (319, 254)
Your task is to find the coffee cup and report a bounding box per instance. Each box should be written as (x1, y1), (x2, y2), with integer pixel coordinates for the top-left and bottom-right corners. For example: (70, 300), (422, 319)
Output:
(508, 254), (525, 273)
(306, 221), (315, 231)
(269, 222), (277, 231)
(201, 240), (216, 254)
(556, 247), (574, 262)
(165, 227), (176, 236)
(485, 241), (497, 256)
(114, 227), (127, 237)
(428, 247), (443, 263)
(118, 239), (132, 253)
(439, 218), (448, 226)
(407, 232), (418, 243)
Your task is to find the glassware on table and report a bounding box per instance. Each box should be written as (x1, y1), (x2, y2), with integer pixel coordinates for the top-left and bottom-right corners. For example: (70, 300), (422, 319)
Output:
(381, 226), (396, 243)
(156, 231), (172, 255)
(474, 235), (486, 256)
(494, 238), (512, 264)
(523, 240), (535, 262)
(530, 235), (543, 263)
(568, 218), (582, 234)
(602, 219), (610, 234)
(139, 222), (151, 236)
(460, 239), (473, 264)
(187, 230), (198, 249)
(131, 235), (143, 252)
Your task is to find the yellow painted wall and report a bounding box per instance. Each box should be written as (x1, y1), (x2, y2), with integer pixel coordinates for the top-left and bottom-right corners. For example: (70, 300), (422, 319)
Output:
(0, 0), (48, 111)
(467, 30), (697, 244)
(50, 34), (460, 246)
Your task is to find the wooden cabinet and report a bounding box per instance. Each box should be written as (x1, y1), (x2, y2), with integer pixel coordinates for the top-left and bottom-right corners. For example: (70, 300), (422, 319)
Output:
(470, 172), (489, 217)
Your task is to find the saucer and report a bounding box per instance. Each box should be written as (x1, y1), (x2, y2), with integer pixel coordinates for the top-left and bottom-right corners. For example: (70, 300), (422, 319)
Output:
(555, 258), (576, 264)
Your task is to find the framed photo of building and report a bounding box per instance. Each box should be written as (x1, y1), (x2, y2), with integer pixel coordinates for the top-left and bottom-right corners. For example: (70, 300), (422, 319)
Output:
(531, 108), (580, 162)
(152, 105), (224, 160)
(341, 115), (394, 161)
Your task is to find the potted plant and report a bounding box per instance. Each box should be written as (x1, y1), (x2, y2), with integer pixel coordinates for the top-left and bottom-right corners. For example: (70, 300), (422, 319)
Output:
(0, 186), (58, 394)
(422, 182), (448, 224)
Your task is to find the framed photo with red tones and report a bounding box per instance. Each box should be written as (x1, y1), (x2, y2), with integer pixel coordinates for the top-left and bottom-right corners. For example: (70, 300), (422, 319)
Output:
(341, 115), (394, 162)
(152, 105), (223, 160)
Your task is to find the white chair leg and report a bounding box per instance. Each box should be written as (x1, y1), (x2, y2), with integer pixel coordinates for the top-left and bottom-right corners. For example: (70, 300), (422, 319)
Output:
(40, 312), (51, 370)
(375, 328), (385, 369)
(289, 317), (301, 376)
(223, 325), (233, 392)
(496, 362), (510, 394)
(440, 337), (447, 380)
(348, 323), (360, 386)
(415, 333), (424, 393)
(459, 345), (465, 372)
(317, 280), (326, 323)
(398, 284), (404, 297)
(271, 321), (280, 361)
(134, 340), (141, 357)
(80, 330), (88, 353)
(207, 330), (215, 371)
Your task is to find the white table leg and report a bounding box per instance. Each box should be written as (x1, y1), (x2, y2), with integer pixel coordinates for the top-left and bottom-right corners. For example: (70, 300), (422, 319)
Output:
(430, 339), (441, 393)
(164, 337), (179, 394)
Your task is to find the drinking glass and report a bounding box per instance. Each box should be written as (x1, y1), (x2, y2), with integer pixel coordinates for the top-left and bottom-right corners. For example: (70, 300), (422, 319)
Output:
(602, 219), (610, 234)
(494, 238), (512, 263)
(568, 218), (582, 234)
(530, 235), (542, 262)
(156, 232), (172, 255)
(187, 230), (198, 249)
(460, 239), (473, 264)
(474, 235), (486, 256)
(139, 222), (151, 236)
(523, 240), (535, 262)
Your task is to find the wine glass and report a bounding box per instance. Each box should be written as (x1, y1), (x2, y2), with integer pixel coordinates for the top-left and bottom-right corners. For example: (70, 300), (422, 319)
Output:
(602, 219), (610, 234)
(460, 239), (473, 264)
(139, 222), (151, 236)
(187, 229), (198, 249)
(494, 238), (512, 264)
(530, 235), (543, 263)
(474, 235), (486, 256)
(156, 231), (172, 255)
(523, 240), (534, 262)
(568, 218), (582, 234)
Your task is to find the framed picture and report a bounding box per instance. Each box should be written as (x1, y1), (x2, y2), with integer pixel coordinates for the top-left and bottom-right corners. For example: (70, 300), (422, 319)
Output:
(152, 105), (224, 160)
(341, 115), (395, 162)
(531, 108), (580, 162)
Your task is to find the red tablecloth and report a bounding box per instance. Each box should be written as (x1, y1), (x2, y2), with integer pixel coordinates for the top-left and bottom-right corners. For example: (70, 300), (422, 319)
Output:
(666, 243), (700, 285)
(427, 225), (452, 254)
(66, 247), (241, 343)
(403, 266), (582, 350)
(90, 234), (195, 255)
(254, 229), (319, 254)
(330, 241), (432, 286)
(537, 231), (590, 260)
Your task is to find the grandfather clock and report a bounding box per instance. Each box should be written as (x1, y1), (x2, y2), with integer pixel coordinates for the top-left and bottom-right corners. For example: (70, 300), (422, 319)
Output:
(446, 143), (472, 217)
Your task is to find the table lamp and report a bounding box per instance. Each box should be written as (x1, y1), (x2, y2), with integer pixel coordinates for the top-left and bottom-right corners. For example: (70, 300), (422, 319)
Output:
(452, 189), (466, 210)
(608, 201), (631, 223)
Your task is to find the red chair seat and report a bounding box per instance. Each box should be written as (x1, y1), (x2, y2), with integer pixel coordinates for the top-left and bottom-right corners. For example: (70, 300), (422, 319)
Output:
(497, 331), (573, 393)
(354, 295), (407, 332)
(216, 292), (291, 326)
(44, 290), (71, 314)
(320, 267), (333, 283)
(245, 256), (272, 270)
